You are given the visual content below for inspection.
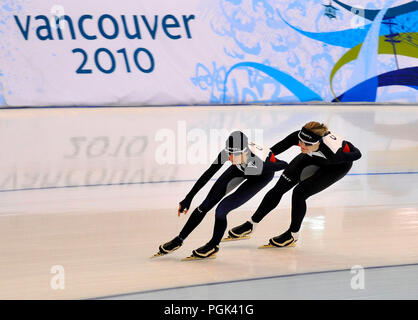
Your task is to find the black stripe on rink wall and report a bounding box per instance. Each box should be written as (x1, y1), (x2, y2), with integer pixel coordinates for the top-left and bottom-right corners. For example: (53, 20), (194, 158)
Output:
(0, 171), (417, 193)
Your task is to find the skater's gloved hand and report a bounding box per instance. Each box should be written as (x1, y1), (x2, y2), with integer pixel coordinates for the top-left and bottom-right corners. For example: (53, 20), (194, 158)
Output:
(277, 159), (288, 169)
(178, 198), (192, 216)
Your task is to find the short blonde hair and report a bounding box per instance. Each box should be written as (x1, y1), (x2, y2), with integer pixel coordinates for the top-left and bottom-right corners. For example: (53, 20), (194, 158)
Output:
(304, 121), (328, 137)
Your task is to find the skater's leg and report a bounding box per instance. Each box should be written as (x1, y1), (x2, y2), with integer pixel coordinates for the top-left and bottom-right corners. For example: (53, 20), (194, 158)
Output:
(250, 177), (293, 223)
(258, 162), (352, 249)
(250, 154), (312, 223)
(185, 173), (273, 260)
(208, 172), (274, 246)
(224, 154), (312, 239)
(289, 162), (352, 233)
(178, 166), (244, 240)
(250, 157), (313, 223)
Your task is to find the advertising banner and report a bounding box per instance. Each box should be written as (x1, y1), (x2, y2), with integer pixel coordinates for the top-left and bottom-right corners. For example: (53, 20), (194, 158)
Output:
(0, 0), (417, 106)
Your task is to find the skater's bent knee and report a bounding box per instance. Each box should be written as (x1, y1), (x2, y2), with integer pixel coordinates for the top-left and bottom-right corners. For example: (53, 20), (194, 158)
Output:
(292, 186), (310, 200)
(215, 205), (230, 220)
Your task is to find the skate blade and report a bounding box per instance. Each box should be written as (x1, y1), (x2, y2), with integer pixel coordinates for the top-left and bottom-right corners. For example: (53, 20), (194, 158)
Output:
(150, 252), (166, 259)
(221, 235), (251, 242)
(258, 242), (296, 249)
(181, 254), (217, 261)
(258, 244), (275, 249)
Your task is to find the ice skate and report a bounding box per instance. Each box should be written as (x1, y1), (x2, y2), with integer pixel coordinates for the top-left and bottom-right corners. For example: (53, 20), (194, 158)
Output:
(259, 231), (297, 249)
(182, 243), (219, 261)
(221, 221), (253, 242)
(151, 236), (183, 258)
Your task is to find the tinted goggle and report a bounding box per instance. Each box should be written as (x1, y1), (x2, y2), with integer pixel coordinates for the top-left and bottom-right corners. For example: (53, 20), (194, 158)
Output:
(298, 139), (317, 146)
(298, 130), (321, 146)
(225, 147), (248, 156)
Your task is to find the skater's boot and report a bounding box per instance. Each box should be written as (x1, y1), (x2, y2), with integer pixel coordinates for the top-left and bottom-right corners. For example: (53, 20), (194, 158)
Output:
(222, 221), (253, 241)
(259, 230), (298, 249)
(269, 230), (297, 247)
(151, 236), (183, 258)
(182, 242), (219, 260)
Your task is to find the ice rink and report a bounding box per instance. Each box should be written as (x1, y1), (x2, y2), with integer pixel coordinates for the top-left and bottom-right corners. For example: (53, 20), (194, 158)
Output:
(0, 104), (417, 300)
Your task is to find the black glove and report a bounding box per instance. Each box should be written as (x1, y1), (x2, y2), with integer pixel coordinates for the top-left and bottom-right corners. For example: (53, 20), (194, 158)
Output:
(277, 160), (288, 170)
(178, 197), (192, 214)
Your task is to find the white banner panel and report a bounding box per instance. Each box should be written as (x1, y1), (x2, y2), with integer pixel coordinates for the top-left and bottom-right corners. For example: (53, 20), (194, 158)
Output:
(1, 105), (417, 193)
(0, 0), (417, 106)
